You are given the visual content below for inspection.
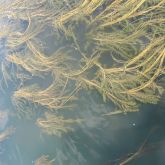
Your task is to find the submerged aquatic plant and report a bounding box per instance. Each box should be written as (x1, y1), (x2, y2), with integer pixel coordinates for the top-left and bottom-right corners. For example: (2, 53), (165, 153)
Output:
(92, 0), (165, 28)
(52, 0), (106, 33)
(7, 41), (72, 77)
(13, 77), (78, 111)
(34, 155), (54, 165)
(0, 127), (15, 142)
(36, 112), (82, 137)
(0, 0), (164, 141)
(0, 2), (165, 165)
(80, 36), (165, 113)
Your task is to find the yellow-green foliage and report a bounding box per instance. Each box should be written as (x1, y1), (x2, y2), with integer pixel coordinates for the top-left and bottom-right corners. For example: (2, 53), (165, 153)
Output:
(81, 36), (165, 112)
(0, 0), (164, 123)
(13, 78), (77, 110)
(36, 112), (82, 137)
(7, 40), (72, 76)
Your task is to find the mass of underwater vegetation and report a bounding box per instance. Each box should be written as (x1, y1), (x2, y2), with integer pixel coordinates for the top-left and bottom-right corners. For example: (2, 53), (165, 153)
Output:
(0, 0), (165, 164)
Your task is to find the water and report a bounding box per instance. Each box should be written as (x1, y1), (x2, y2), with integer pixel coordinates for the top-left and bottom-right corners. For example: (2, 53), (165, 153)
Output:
(0, 111), (8, 131)
(0, 86), (165, 165)
(0, 1), (165, 165)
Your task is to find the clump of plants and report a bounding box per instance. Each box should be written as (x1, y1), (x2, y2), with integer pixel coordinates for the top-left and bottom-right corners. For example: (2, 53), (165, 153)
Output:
(0, 0), (164, 136)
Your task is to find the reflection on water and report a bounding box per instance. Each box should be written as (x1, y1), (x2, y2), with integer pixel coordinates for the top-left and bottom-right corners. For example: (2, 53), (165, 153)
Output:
(0, 111), (8, 131)
(0, 1), (165, 165)
(0, 127), (15, 143)
(0, 90), (165, 165)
